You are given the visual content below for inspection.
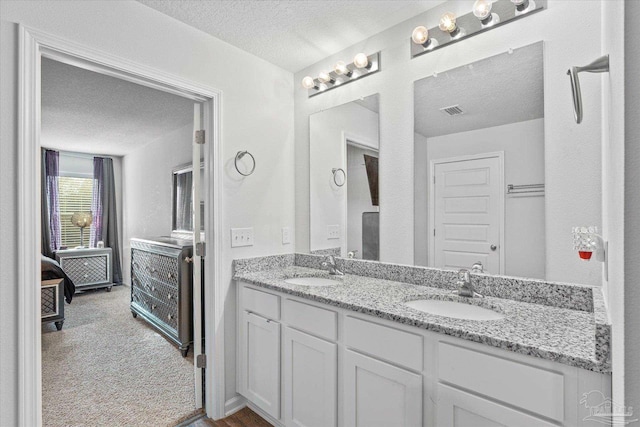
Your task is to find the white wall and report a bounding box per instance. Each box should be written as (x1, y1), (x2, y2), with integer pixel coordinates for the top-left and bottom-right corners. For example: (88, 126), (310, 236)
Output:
(415, 119), (545, 279)
(347, 144), (379, 259)
(309, 101), (378, 253)
(295, 0), (603, 287)
(122, 123), (193, 285)
(0, 1), (294, 424)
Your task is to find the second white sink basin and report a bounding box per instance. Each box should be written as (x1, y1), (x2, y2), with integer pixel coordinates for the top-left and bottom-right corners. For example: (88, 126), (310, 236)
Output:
(405, 299), (504, 321)
(285, 277), (339, 287)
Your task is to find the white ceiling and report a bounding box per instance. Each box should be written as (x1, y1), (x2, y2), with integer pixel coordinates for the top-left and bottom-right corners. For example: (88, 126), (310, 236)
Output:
(414, 42), (544, 138)
(41, 58), (194, 156)
(137, 0), (446, 72)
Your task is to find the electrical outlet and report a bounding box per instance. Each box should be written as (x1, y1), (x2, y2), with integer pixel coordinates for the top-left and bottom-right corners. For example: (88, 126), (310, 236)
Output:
(282, 227), (291, 245)
(231, 227), (254, 247)
(327, 225), (340, 240)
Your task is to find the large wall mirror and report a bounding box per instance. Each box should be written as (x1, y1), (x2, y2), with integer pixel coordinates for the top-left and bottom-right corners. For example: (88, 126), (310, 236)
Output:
(309, 94), (380, 260)
(414, 42), (545, 279)
(172, 162), (205, 235)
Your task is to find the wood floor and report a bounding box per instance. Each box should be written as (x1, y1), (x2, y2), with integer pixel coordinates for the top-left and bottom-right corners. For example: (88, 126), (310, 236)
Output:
(187, 407), (272, 427)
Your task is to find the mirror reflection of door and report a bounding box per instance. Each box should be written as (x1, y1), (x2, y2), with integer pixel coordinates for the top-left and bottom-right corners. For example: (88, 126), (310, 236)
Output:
(431, 154), (503, 274)
(347, 142), (379, 260)
(414, 42), (545, 279)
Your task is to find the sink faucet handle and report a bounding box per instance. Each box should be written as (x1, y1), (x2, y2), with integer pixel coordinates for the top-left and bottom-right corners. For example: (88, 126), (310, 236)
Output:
(458, 268), (471, 282)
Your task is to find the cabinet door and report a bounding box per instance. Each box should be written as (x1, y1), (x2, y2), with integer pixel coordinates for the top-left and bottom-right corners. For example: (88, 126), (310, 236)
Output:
(344, 350), (422, 427)
(240, 311), (281, 419)
(284, 327), (337, 427)
(436, 384), (556, 427)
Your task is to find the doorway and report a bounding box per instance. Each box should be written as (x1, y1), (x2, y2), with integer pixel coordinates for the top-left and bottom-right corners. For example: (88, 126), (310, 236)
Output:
(429, 152), (505, 274)
(18, 26), (223, 426)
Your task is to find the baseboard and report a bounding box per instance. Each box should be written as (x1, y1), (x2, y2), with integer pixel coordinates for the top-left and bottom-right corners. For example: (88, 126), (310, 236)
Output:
(245, 401), (283, 427)
(224, 395), (247, 417)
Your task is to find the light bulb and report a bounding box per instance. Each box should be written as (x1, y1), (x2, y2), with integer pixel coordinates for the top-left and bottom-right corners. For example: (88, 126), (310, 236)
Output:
(411, 26), (429, 45)
(439, 12), (457, 33)
(474, 0), (500, 27)
(318, 71), (333, 84)
(334, 61), (350, 76)
(301, 76), (316, 89)
(473, 0), (492, 19)
(353, 53), (369, 69)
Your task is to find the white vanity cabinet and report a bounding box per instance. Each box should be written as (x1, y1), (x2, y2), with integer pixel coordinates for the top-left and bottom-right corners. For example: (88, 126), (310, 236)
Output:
(238, 288), (281, 419)
(237, 282), (611, 427)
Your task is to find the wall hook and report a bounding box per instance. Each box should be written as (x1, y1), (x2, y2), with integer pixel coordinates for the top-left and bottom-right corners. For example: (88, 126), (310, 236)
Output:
(567, 55), (610, 124)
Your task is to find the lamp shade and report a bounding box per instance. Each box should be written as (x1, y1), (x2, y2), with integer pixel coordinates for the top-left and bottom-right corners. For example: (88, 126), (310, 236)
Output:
(71, 212), (93, 228)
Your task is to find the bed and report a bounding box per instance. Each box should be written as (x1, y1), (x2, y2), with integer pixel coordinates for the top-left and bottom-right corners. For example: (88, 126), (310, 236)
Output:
(41, 255), (75, 304)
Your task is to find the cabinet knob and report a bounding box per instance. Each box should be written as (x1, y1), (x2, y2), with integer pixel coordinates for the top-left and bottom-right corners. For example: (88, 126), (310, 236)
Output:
(168, 273), (174, 279)
(151, 286), (156, 291)
(167, 294), (172, 300)
(83, 262), (88, 266)
(84, 274), (88, 278)
(168, 314), (173, 320)
(151, 304), (156, 310)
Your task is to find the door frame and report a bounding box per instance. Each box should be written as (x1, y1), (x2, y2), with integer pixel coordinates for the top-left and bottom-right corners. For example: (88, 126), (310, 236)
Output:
(18, 25), (225, 425)
(341, 131), (379, 258)
(428, 151), (505, 273)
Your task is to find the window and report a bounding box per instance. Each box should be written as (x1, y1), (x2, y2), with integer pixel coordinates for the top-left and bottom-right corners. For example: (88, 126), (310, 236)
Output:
(58, 176), (93, 248)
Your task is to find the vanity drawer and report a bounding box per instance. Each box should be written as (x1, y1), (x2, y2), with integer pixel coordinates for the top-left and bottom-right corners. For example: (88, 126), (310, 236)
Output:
(242, 285), (280, 320)
(438, 342), (564, 422)
(345, 316), (423, 371)
(283, 298), (337, 341)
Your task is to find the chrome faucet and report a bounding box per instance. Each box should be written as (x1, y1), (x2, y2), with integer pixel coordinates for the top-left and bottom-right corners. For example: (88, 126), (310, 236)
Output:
(453, 269), (483, 298)
(471, 261), (484, 273)
(321, 255), (344, 276)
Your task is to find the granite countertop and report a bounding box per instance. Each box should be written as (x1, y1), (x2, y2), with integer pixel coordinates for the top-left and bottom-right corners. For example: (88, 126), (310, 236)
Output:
(235, 264), (610, 373)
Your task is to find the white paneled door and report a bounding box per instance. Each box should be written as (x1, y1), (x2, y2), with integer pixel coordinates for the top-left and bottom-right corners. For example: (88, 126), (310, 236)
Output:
(431, 153), (504, 274)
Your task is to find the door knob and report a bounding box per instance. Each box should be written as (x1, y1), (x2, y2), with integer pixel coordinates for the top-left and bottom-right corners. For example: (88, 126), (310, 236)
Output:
(490, 245), (497, 251)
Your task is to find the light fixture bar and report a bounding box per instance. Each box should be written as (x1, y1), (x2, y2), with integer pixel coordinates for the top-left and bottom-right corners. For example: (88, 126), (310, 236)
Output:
(303, 52), (381, 98)
(410, 0), (545, 60)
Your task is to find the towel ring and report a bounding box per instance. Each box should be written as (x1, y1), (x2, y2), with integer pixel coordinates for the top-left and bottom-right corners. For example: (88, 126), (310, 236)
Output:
(235, 151), (256, 176)
(332, 168), (346, 187)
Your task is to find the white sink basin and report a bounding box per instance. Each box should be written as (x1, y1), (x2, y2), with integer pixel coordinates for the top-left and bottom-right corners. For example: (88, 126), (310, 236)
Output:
(284, 277), (339, 287)
(405, 299), (504, 321)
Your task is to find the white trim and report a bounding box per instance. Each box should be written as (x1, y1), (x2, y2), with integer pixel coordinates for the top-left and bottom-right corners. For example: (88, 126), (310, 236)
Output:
(18, 25), (226, 424)
(224, 395), (247, 417)
(428, 151), (506, 274)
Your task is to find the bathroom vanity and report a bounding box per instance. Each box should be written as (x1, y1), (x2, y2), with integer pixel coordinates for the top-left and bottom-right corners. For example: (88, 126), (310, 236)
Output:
(235, 254), (611, 427)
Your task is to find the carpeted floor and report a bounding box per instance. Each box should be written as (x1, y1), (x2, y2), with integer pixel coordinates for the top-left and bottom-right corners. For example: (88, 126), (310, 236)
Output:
(41, 284), (195, 427)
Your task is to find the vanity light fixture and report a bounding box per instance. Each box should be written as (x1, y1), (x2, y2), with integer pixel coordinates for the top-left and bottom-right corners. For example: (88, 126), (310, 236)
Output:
(302, 51), (381, 97)
(411, 26), (439, 50)
(511, 0), (536, 16)
(410, 0), (545, 60)
(439, 12), (465, 39)
(473, 0), (500, 28)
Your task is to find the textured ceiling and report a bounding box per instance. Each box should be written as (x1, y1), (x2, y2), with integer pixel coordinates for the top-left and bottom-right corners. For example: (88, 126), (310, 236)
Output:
(41, 58), (194, 156)
(137, 0), (446, 72)
(414, 42), (544, 138)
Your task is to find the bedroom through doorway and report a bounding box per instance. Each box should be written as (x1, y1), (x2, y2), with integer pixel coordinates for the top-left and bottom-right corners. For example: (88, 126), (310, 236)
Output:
(39, 56), (207, 427)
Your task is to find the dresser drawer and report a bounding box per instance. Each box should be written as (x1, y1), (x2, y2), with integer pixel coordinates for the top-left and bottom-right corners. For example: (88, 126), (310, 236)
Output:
(61, 255), (108, 285)
(132, 287), (178, 332)
(131, 249), (179, 288)
(242, 285), (280, 320)
(283, 298), (337, 341)
(345, 316), (423, 371)
(438, 342), (565, 422)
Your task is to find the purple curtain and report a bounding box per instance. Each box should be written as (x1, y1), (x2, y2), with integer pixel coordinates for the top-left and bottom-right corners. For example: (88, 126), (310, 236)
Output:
(41, 149), (61, 257)
(91, 157), (122, 283)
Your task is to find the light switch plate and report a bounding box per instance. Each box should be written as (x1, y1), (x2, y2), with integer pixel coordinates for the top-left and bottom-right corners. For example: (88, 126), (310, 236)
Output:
(327, 225), (340, 240)
(231, 227), (254, 247)
(282, 227), (291, 245)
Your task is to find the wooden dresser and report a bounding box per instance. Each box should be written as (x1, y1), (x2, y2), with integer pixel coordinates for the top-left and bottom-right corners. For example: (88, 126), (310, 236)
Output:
(130, 237), (193, 356)
(55, 247), (113, 291)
